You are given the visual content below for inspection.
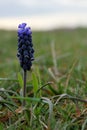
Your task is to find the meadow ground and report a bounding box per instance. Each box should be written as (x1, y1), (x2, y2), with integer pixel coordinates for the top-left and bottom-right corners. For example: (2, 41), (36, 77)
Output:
(0, 28), (87, 130)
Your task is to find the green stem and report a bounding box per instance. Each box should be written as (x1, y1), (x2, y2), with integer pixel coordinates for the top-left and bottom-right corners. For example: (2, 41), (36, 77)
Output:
(23, 70), (27, 107)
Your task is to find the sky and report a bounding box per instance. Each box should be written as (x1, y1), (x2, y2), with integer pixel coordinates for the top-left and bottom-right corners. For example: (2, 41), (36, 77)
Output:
(0, 0), (87, 17)
(0, 0), (87, 30)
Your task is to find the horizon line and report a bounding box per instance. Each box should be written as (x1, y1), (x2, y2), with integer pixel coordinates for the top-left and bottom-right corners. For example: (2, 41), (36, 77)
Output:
(0, 13), (87, 30)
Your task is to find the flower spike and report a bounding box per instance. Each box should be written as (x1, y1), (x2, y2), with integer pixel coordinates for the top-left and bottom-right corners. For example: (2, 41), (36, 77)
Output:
(17, 23), (34, 71)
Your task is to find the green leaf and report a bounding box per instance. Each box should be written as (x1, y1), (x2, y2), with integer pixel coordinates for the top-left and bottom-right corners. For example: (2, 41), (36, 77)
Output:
(36, 67), (42, 96)
(17, 72), (23, 88)
(11, 96), (41, 103)
(32, 72), (39, 97)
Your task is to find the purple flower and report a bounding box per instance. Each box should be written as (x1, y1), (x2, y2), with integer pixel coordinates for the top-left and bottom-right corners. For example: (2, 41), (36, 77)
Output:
(17, 23), (34, 71)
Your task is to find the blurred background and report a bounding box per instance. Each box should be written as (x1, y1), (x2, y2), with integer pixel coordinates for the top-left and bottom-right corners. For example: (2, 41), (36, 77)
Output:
(0, 0), (87, 78)
(0, 0), (87, 30)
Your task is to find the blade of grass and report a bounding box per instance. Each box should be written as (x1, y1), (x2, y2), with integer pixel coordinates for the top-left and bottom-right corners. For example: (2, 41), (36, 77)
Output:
(51, 41), (58, 75)
(36, 66), (42, 96)
(32, 72), (39, 97)
(41, 97), (53, 129)
(81, 118), (87, 130)
(0, 99), (18, 107)
(11, 96), (41, 103)
(0, 88), (19, 96)
(17, 72), (23, 88)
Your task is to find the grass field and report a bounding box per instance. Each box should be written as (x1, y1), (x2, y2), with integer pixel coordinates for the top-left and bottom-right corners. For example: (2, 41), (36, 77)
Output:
(0, 28), (87, 130)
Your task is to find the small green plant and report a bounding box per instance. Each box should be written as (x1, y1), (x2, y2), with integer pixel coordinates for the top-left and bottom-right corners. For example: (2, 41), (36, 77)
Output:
(17, 23), (34, 107)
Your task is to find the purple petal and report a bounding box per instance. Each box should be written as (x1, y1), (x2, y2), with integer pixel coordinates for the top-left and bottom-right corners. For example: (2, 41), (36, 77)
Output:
(18, 23), (27, 28)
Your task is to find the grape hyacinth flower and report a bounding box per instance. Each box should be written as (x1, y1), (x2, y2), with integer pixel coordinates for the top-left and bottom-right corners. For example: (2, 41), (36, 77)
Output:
(17, 23), (34, 106)
(17, 23), (34, 71)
